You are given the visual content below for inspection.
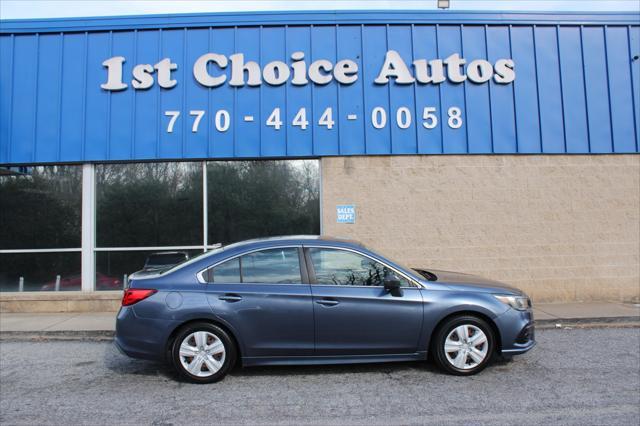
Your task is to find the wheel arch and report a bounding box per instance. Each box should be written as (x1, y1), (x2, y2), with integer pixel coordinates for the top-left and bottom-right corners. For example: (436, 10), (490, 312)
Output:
(165, 317), (243, 366)
(429, 310), (503, 354)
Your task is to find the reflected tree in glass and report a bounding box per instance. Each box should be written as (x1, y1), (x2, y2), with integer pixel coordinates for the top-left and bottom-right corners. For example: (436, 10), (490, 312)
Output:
(0, 166), (82, 249)
(207, 160), (320, 245)
(96, 162), (203, 247)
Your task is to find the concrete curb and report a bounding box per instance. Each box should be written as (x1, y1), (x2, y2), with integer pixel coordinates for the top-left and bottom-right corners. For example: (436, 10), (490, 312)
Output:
(535, 316), (640, 328)
(1, 317), (638, 341)
(0, 330), (115, 341)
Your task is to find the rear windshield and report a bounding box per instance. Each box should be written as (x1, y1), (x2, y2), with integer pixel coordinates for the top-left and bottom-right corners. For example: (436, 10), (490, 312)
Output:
(146, 253), (187, 266)
(158, 248), (223, 275)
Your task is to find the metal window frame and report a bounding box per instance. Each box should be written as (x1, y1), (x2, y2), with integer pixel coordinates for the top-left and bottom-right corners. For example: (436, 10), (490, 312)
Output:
(81, 163), (95, 292)
(196, 244), (424, 289)
(0, 248), (81, 253)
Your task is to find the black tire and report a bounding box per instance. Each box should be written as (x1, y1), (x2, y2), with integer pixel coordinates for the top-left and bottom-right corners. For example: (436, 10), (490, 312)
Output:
(171, 322), (236, 384)
(431, 315), (495, 376)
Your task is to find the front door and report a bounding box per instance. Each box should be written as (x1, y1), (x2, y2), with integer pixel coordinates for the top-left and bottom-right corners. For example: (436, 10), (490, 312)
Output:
(205, 246), (314, 357)
(305, 247), (424, 356)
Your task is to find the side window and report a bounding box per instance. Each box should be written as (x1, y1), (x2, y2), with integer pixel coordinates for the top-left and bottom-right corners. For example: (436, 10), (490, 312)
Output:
(207, 258), (241, 283)
(308, 248), (411, 287)
(241, 248), (302, 284)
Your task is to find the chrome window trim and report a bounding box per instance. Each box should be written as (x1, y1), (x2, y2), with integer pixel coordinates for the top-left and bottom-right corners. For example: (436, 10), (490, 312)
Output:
(196, 245), (303, 284)
(303, 245), (425, 289)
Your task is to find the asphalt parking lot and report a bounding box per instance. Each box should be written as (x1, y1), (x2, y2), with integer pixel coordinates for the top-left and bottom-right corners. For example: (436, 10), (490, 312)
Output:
(1, 327), (639, 425)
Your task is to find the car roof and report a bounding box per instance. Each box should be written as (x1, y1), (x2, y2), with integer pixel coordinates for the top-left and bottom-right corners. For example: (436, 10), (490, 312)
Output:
(133, 235), (365, 280)
(221, 235), (362, 251)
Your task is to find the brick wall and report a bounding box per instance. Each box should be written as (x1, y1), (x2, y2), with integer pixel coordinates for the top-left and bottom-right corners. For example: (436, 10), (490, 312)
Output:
(321, 155), (640, 303)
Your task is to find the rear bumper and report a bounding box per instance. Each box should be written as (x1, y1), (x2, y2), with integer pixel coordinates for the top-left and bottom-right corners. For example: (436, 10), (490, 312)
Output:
(114, 306), (179, 361)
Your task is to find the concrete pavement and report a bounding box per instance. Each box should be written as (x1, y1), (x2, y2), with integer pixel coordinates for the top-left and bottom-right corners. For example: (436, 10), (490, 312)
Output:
(1, 328), (639, 425)
(0, 302), (638, 336)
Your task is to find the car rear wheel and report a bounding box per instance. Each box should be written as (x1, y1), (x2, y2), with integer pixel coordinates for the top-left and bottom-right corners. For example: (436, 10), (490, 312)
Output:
(171, 322), (236, 384)
(431, 315), (495, 375)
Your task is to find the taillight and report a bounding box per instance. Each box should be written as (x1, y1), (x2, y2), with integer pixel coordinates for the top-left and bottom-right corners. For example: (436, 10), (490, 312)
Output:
(122, 289), (157, 306)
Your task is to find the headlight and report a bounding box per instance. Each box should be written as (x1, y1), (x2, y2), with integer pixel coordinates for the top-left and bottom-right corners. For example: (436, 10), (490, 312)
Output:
(494, 295), (531, 310)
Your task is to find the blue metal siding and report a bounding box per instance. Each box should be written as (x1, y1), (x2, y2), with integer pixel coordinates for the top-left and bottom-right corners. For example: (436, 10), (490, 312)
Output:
(0, 11), (638, 164)
(337, 25), (365, 156)
(631, 26), (640, 150)
(413, 25), (442, 154)
(558, 26), (589, 153)
(488, 26), (517, 153)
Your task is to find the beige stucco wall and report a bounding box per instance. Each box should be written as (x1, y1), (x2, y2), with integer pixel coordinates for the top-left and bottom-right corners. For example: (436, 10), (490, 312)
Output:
(321, 155), (640, 303)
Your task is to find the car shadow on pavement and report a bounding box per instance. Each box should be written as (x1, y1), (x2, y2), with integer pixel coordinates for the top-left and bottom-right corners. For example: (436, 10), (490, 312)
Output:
(229, 360), (438, 377)
(104, 342), (513, 381)
(103, 343), (180, 381)
(233, 354), (516, 378)
(103, 342), (445, 381)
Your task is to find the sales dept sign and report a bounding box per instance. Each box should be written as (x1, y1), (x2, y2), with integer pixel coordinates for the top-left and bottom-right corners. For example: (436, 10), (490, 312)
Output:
(100, 50), (515, 134)
(337, 205), (356, 224)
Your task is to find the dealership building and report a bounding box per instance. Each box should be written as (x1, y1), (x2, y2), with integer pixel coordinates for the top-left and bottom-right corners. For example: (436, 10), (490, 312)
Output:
(0, 10), (638, 311)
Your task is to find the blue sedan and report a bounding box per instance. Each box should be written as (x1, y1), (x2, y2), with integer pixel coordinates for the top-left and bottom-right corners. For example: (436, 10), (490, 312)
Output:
(115, 236), (535, 383)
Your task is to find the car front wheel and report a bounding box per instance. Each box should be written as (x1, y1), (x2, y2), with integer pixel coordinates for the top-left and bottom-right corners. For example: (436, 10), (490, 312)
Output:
(171, 322), (236, 384)
(432, 315), (495, 375)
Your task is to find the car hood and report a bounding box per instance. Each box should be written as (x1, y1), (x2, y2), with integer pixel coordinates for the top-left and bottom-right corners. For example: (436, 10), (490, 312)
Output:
(421, 269), (524, 295)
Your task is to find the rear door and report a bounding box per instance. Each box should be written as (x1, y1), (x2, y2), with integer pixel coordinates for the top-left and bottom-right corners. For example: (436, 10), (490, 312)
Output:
(305, 246), (424, 356)
(204, 246), (314, 357)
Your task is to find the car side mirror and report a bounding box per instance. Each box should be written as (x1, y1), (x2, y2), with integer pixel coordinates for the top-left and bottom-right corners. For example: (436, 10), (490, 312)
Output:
(383, 275), (403, 297)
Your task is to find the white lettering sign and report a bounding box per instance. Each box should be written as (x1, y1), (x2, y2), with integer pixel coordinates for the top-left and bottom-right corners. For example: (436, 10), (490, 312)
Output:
(101, 49), (515, 91)
(161, 105), (466, 134)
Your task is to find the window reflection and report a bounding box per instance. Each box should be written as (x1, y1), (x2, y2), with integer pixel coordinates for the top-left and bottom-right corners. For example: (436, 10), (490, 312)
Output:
(96, 250), (202, 290)
(207, 160), (320, 245)
(308, 248), (410, 287)
(241, 248), (301, 284)
(0, 253), (81, 292)
(207, 248), (302, 284)
(1, 159), (321, 292)
(0, 166), (81, 249)
(96, 162), (203, 247)
(209, 258), (241, 283)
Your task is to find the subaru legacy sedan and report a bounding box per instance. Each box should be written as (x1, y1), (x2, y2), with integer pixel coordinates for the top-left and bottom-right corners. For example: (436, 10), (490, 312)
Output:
(115, 236), (535, 383)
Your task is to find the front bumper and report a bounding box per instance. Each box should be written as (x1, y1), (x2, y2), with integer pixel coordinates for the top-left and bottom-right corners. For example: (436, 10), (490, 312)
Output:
(495, 307), (536, 355)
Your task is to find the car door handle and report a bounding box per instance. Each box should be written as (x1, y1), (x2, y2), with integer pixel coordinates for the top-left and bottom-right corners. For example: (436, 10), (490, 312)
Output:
(219, 294), (242, 302)
(316, 299), (339, 306)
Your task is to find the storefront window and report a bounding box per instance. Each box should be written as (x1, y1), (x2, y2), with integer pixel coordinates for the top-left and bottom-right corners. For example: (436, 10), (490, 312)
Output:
(95, 250), (202, 290)
(0, 166), (82, 249)
(0, 252), (81, 292)
(95, 162), (203, 247)
(1, 160), (320, 292)
(207, 160), (320, 245)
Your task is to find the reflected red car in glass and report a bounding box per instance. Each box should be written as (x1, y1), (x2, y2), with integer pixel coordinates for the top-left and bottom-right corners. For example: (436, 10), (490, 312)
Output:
(40, 273), (122, 291)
